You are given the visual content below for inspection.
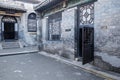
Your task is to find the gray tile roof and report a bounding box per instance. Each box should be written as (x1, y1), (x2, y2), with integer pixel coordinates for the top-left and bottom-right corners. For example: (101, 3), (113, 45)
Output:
(34, 0), (97, 12)
(34, 0), (64, 11)
(14, 0), (41, 4)
(0, 2), (27, 12)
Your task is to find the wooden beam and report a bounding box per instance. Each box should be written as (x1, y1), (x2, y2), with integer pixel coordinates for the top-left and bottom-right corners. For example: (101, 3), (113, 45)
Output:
(0, 11), (23, 17)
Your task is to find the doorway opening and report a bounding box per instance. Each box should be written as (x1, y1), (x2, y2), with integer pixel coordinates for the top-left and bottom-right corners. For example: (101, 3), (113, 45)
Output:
(4, 22), (15, 40)
(1, 16), (18, 41)
(78, 28), (82, 57)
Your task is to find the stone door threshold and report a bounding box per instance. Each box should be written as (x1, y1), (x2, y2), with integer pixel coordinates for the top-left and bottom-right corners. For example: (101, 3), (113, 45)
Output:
(0, 46), (38, 56)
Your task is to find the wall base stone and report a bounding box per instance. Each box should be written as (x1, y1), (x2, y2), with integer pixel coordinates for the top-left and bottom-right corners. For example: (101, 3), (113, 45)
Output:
(94, 56), (120, 73)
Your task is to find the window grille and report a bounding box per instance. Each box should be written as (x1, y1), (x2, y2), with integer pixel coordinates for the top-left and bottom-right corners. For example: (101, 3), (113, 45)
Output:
(79, 3), (94, 25)
(48, 12), (62, 40)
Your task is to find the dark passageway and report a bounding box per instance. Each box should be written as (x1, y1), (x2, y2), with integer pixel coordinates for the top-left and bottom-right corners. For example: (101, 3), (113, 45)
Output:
(4, 23), (15, 40)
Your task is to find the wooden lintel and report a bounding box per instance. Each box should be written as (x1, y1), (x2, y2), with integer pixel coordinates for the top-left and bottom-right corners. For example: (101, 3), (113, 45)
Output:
(0, 11), (23, 17)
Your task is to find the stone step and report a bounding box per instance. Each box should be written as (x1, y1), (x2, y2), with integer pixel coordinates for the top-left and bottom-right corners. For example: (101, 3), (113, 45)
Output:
(2, 41), (20, 49)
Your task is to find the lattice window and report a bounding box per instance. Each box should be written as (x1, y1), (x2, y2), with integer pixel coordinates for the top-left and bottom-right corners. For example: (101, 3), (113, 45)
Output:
(2, 16), (17, 23)
(48, 12), (62, 40)
(79, 3), (94, 25)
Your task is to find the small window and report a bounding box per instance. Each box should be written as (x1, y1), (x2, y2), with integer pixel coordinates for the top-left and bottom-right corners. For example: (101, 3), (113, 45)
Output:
(48, 12), (62, 41)
(28, 13), (37, 32)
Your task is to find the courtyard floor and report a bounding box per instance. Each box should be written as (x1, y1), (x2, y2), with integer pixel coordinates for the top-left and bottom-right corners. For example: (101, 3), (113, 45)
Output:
(0, 52), (105, 80)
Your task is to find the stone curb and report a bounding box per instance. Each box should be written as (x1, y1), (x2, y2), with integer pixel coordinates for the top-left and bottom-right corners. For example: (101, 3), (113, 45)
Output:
(39, 51), (120, 80)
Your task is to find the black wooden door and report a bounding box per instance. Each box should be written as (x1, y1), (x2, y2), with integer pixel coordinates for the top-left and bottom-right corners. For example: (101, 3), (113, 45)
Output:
(4, 23), (15, 39)
(82, 26), (94, 65)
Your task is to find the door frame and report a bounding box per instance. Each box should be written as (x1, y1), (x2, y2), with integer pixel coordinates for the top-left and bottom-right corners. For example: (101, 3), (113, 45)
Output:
(75, 2), (95, 64)
(1, 16), (18, 41)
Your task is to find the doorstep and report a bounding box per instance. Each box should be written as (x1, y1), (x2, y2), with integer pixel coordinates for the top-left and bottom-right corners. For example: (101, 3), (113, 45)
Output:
(0, 46), (39, 56)
(39, 51), (120, 80)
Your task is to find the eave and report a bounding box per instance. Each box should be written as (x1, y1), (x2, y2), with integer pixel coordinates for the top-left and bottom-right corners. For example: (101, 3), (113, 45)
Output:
(34, 0), (97, 12)
(34, 0), (65, 12)
(0, 2), (27, 13)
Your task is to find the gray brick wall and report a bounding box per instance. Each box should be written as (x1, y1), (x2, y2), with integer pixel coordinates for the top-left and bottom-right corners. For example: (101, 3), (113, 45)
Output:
(42, 7), (76, 59)
(40, 0), (120, 73)
(94, 0), (120, 72)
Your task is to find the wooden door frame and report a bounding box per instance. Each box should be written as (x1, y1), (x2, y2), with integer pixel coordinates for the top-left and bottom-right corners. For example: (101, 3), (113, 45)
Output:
(75, 2), (95, 63)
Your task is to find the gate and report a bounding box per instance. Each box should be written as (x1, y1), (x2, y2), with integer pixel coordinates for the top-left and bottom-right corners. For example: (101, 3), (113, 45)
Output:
(76, 3), (95, 64)
(82, 26), (94, 64)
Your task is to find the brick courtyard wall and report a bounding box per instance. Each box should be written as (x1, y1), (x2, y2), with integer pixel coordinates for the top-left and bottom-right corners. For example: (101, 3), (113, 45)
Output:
(94, 0), (120, 73)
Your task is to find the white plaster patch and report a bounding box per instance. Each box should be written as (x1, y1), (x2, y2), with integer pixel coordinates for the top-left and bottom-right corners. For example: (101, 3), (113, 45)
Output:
(14, 70), (22, 73)
(110, 26), (116, 29)
(96, 52), (120, 67)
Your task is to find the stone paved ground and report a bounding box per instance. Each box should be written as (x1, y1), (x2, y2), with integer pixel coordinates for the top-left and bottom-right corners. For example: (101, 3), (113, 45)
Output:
(0, 52), (105, 80)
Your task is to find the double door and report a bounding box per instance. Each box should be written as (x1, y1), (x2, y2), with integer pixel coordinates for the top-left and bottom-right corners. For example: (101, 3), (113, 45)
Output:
(1, 22), (18, 40)
(77, 26), (94, 65)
